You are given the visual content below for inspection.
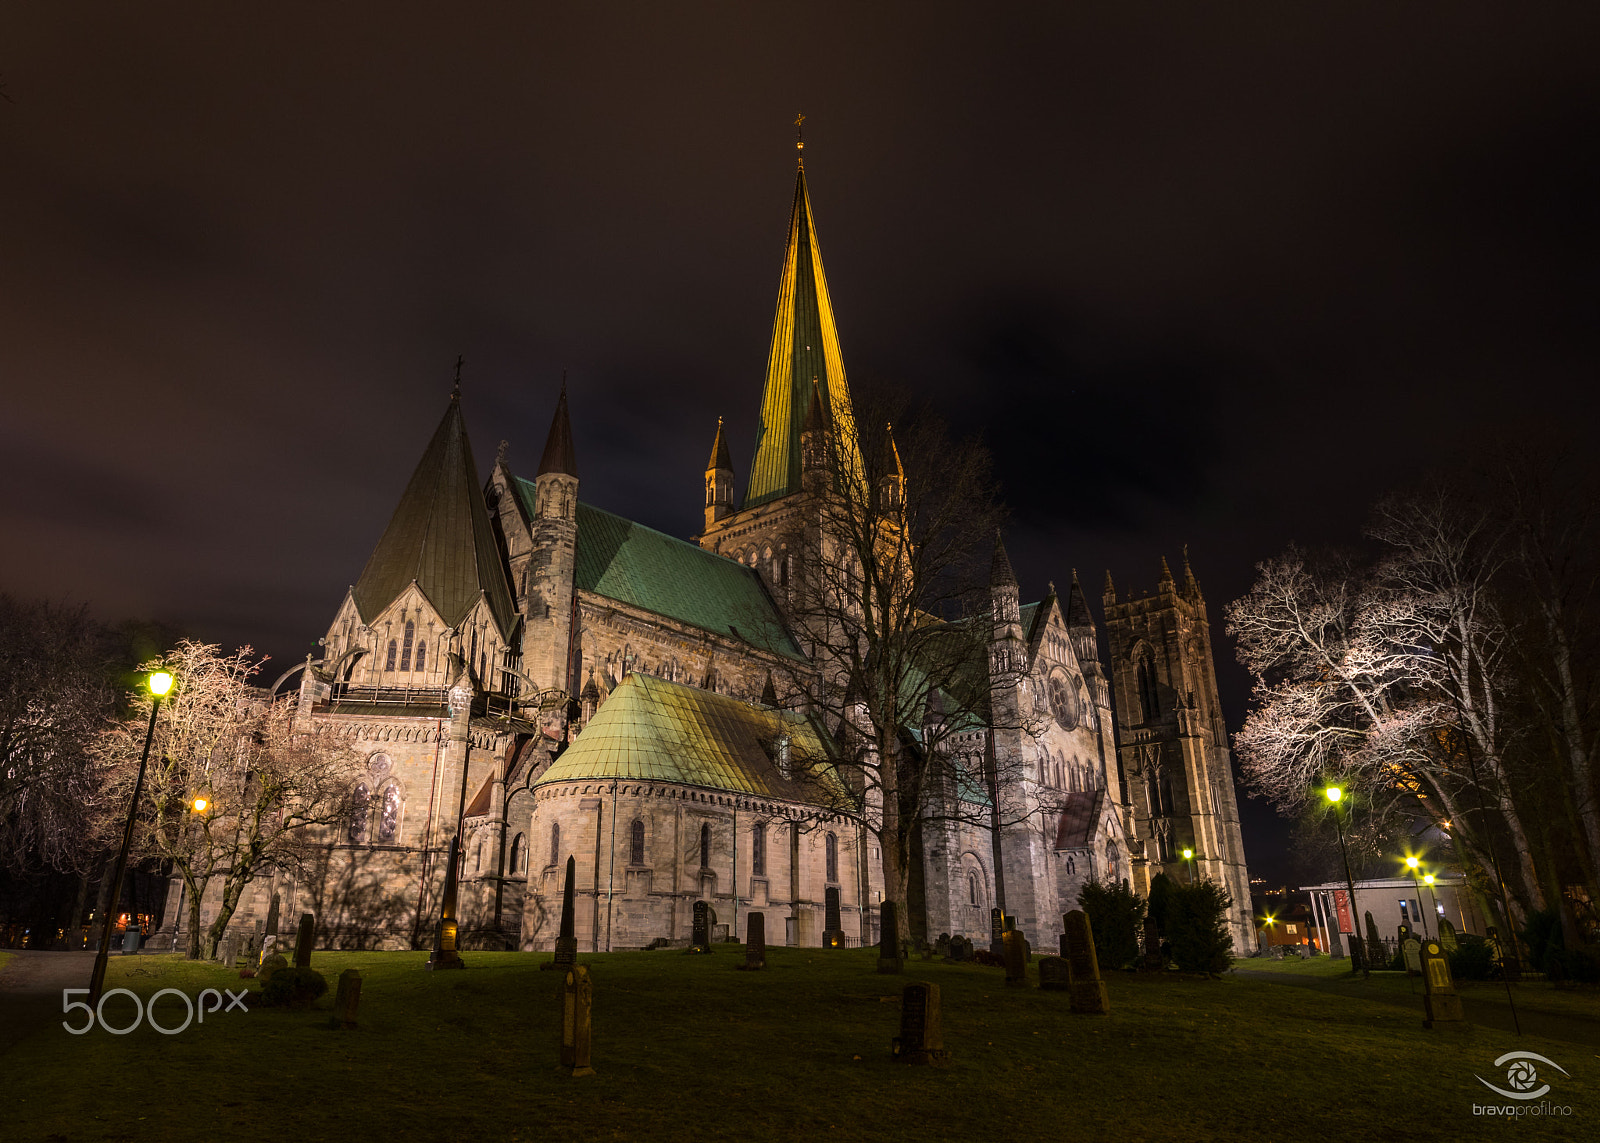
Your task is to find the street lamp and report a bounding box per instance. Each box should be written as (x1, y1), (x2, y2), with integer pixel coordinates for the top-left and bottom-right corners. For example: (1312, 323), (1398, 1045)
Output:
(1181, 847), (1196, 885)
(1325, 784), (1367, 978)
(1404, 855), (1432, 939)
(88, 669), (174, 1006)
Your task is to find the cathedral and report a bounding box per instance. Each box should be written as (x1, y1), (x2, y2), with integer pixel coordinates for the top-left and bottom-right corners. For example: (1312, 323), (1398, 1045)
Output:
(159, 144), (1252, 957)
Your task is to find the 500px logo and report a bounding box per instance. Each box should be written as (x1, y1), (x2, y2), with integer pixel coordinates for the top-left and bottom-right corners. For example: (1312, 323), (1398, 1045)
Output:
(62, 988), (249, 1035)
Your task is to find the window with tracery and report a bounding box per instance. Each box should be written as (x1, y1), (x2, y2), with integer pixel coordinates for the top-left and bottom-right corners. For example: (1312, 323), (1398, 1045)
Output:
(385, 640), (397, 671)
(550, 822), (561, 866)
(825, 832), (838, 883)
(415, 639), (426, 672)
(630, 819), (645, 866)
(752, 824), (766, 877)
(377, 785), (400, 842)
(400, 620), (414, 671)
(349, 783), (370, 843)
(700, 823), (711, 868)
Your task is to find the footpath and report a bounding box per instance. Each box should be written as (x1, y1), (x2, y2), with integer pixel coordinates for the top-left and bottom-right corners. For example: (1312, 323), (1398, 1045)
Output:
(0, 950), (97, 1057)
(1232, 965), (1600, 1047)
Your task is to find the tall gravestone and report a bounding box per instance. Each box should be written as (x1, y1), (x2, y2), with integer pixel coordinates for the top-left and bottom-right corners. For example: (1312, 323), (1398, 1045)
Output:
(1420, 939), (1466, 1031)
(989, 908), (1006, 956)
(892, 982), (949, 1066)
(428, 835), (465, 970)
(330, 968), (362, 1029)
(739, 913), (766, 970)
(1062, 910), (1110, 1014)
(877, 901), (903, 974)
(1437, 918), (1459, 953)
(1402, 935), (1423, 977)
(1364, 911), (1386, 969)
(543, 856), (579, 970)
(821, 887), (844, 948)
(1002, 929), (1027, 987)
(690, 900), (714, 953)
(264, 892), (281, 943)
(560, 966), (596, 1076)
(1038, 957), (1070, 991)
(292, 913), (315, 969)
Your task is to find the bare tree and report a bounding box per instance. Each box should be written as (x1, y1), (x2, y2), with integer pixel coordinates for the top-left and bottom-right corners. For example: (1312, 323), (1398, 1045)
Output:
(98, 641), (360, 958)
(766, 389), (1036, 942)
(0, 597), (115, 873)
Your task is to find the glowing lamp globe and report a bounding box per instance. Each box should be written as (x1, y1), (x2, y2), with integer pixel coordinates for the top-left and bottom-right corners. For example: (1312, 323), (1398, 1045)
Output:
(1424, 874), (1435, 886)
(1325, 786), (1342, 803)
(192, 797), (209, 813)
(1182, 848), (1194, 861)
(148, 671), (175, 696)
(1406, 856), (1419, 870)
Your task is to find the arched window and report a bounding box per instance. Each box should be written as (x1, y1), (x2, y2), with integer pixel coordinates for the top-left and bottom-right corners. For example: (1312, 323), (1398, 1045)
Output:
(377, 785), (400, 842)
(349, 783), (370, 843)
(385, 639), (397, 671)
(474, 842), (482, 873)
(752, 824), (766, 877)
(968, 872), (978, 906)
(550, 822), (561, 867)
(510, 832), (525, 874)
(1159, 773), (1176, 817)
(699, 823), (710, 868)
(400, 620), (414, 671)
(1137, 651), (1160, 722)
(825, 832), (838, 883)
(1067, 855), (1077, 875)
(630, 819), (645, 866)
(415, 639), (426, 672)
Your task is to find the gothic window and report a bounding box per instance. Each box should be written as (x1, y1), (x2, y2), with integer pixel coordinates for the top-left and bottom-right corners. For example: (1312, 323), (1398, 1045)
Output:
(401, 620), (414, 671)
(1159, 773), (1176, 817)
(1067, 855), (1077, 876)
(752, 824), (766, 877)
(968, 873), (978, 905)
(349, 783), (370, 844)
(415, 639), (426, 673)
(825, 832), (838, 883)
(1106, 842), (1119, 882)
(510, 833), (525, 874)
(630, 819), (645, 866)
(385, 639), (397, 671)
(470, 626), (479, 670)
(1137, 650), (1160, 722)
(550, 822), (561, 867)
(474, 843), (482, 873)
(377, 785), (400, 842)
(700, 823), (711, 868)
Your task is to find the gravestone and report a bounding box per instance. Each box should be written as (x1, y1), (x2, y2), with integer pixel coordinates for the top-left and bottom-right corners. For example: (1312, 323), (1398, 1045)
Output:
(263, 892), (281, 945)
(689, 900), (714, 953)
(293, 914), (315, 968)
(935, 933), (951, 960)
(877, 901), (904, 974)
(1348, 934), (1365, 973)
(1062, 910), (1110, 1014)
(560, 966), (596, 1076)
(1002, 929), (1027, 987)
(949, 935), (972, 962)
(259, 952), (288, 985)
(823, 887), (844, 948)
(891, 982), (949, 1066)
(1420, 939), (1467, 1031)
(989, 908), (1006, 955)
(739, 913), (766, 971)
(1142, 918), (1163, 970)
(121, 925), (140, 954)
(1437, 918), (1459, 953)
(545, 857), (579, 969)
(1038, 956), (1070, 991)
(1402, 936), (1423, 976)
(330, 969), (362, 1029)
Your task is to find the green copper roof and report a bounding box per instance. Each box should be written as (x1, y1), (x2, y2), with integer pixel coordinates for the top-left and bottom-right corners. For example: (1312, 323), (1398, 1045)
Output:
(535, 673), (848, 803)
(743, 163), (863, 508)
(509, 481), (804, 660)
(352, 395), (518, 637)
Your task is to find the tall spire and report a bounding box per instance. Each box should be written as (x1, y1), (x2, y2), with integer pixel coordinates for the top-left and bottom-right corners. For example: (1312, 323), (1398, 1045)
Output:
(537, 382), (578, 478)
(743, 135), (861, 508)
(991, 529), (1018, 588)
(352, 393), (517, 636)
(707, 416), (733, 473)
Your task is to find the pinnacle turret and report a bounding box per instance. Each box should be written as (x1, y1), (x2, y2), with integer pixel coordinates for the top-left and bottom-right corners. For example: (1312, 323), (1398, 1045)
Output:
(537, 384), (578, 478)
(991, 529), (1018, 588)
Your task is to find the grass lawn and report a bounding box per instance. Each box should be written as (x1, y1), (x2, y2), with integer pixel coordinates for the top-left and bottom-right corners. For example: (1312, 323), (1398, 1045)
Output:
(6, 948), (1594, 1142)
(1232, 954), (1353, 977)
(0, 950), (12, 976)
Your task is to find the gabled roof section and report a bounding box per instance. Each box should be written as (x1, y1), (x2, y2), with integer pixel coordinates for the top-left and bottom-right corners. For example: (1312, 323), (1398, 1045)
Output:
(352, 394), (518, 637)
(744, 163), (862, 508)
(508, 483), (805, 661)
(535, 674), (848, 803)
(1054, 789), (1106, 850)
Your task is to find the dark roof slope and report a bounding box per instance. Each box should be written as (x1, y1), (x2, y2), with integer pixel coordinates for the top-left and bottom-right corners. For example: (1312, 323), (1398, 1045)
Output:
(352, 395), (518, 636)
(536, 386), (578, 477)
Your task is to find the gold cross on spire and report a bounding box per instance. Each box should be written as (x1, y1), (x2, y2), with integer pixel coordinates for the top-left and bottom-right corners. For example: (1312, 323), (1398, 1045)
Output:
(452, 354), (465, 397)
(794, 112), (805, 166)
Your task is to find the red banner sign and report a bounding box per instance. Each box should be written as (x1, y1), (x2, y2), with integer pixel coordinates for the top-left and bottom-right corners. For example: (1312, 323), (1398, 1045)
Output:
(1333, 889), (1354, 935)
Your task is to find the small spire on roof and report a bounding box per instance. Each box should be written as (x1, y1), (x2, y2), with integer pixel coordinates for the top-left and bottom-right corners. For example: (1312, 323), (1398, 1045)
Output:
(1102, 569), (1117, 605)
(761, 671), (779, 708)
(1158, 555), (1175, 588)
(537, 380), (578, 478)
(991, 528), (1018, 589)
(794, 111), (805, 168)
(451, 354), (465, 399)
(802, 378), (831, 432)
(707, 416), (734, 473)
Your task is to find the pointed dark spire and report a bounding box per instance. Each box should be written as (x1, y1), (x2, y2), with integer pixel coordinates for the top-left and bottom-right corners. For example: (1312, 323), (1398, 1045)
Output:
(537, 383), (578, 478)
(991, 529), (1018, 588)
(802, 377), (831, 433)
(352, 394), (517, 635)
(1182, 544), (1202, 599)
(1066, 571), (1095, 632)
(1103, 569), (1117, 605)
(707, 417), (734, 473)
(1158, 555), (1175, 590)
(761, 671), (779, 708)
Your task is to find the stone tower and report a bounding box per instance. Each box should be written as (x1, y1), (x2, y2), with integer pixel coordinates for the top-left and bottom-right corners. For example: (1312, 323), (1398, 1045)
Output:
(1102, 552), (1252, 951)
(521, 386), (580, 693)
(703, 417), (736, 531)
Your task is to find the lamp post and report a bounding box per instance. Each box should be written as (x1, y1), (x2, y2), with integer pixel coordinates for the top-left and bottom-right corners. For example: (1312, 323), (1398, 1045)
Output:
(1423, 872), (1437, 938)
(1181, 847), (1196, 885)
(88, 670), (174, 1007)
(1325, 785), (1367, 978)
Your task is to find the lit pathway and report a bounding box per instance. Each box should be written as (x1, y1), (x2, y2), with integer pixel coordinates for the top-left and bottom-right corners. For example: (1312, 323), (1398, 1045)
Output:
(1232, 966), (1600, 1047)
(0, 950), (97, 1058)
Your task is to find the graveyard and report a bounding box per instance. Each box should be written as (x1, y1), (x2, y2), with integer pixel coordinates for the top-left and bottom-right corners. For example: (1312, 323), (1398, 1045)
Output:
(5, 940), (1594, 1143)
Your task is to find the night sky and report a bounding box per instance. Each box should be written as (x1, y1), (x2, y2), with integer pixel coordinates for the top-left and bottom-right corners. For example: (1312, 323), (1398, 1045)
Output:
(4, 4), (1596, 885)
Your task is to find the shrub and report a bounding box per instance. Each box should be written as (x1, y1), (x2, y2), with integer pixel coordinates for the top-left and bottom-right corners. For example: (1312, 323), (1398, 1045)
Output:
(1146, 874), (1174, 935)
(260, 966), (328, 1010)
(1077, 879), (1145, 970)
(1449, 937), (1495, 981)
(1520, 908), (1562, 971)
(1163, 879), (1234, 975)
